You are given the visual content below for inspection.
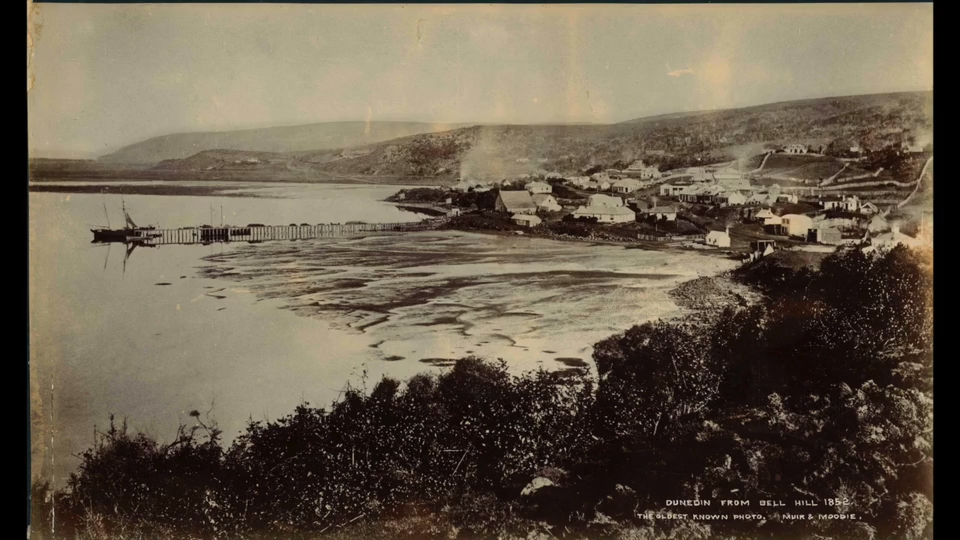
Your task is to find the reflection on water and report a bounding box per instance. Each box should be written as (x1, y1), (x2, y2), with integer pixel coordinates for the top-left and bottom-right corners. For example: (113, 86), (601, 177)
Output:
(29, 182), (736, 487)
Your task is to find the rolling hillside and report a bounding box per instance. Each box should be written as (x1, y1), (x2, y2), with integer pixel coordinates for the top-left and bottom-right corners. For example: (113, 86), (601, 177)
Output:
(269, 91), (932, 182)
(34, 91), (931, 184)
(98, 121), (473, 164)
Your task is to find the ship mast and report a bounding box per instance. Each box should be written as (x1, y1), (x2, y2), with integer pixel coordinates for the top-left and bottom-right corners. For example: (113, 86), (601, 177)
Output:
(102, 196), (111, 228)
(122, 196), (138, 229)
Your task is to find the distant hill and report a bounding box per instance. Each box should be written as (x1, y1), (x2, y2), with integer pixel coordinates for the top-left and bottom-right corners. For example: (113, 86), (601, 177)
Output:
(266, 90), (931, 182)
(41, 91), (931, 185)
(98, 121), (473, 164)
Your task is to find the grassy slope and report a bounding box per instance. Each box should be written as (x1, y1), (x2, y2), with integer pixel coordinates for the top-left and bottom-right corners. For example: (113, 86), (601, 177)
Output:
(284, 91), (932, 181)
(755, 153), (846, 181)
(98, 121), (473, 164)
(36, 91), (932, 184)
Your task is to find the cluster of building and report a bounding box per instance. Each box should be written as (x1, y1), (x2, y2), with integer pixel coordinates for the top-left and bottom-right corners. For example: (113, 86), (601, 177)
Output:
(564, 161), (663, 192)
(657, 168), (800, 208)
(451, 154), (925, 253)
(493, 182), (563, 227)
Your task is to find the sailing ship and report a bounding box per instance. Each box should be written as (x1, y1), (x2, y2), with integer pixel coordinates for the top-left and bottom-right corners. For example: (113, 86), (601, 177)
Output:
(91, 197), (158, 243)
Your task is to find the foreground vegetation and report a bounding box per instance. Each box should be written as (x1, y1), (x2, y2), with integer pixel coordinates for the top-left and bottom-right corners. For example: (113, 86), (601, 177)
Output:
(32, 245), (932, 540)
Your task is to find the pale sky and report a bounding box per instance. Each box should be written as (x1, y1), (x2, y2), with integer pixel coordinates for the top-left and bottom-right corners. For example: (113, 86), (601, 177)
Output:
(27, 3), (933, 159)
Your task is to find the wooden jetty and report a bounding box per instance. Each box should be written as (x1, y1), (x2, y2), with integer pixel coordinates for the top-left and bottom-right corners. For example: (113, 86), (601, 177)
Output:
(118, 219), (447, 246)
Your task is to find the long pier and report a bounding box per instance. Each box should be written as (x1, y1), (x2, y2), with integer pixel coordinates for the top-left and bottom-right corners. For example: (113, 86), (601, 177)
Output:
(122, 219), (447, 246)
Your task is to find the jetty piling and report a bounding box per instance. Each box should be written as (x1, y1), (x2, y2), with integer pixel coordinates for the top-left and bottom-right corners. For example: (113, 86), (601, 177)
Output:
(111, 219), (446, 247)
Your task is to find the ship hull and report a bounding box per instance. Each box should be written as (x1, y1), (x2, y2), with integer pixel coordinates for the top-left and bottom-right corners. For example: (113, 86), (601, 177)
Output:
(91, 229), (132, 242)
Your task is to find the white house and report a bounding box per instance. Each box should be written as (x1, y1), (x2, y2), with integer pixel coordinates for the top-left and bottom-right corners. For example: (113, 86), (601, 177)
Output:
(572, 205), (636, 223)
(901, 142), (925, 154)
(705, 229), (732, 248)
(715, 191), (747, 207)
(591, 172), (611, 182)
(747, 192), (773, 206)
(784, 144), (808, 154)
(511, 214), (542, 227)
(611, 178), (643, 194)
(495, 191), (537, 214)
(812, 227), (843, 245)
(821, 195), (860, 212)
(859, 202), (880, 215)
(659, 183), (689, 196)
(624, 160), (661, 179)
(531, 194), (562, 212)
(587, 194), (624, 207)
(781, 214), (814, 238)
(526, 181), (553, 194)
(755, 208), (774, 219)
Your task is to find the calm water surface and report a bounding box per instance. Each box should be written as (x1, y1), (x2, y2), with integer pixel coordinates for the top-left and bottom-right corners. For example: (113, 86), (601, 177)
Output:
(29, 182), (734, 486)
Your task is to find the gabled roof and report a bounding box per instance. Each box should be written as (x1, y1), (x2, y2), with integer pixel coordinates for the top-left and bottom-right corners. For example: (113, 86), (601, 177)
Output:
(647, 205), (678, 214)
(497, 190), (537, 212)
(531, 193), (556, 202)
(587, 194), (624, 207)
(706, 230), (730, 239)
(574, 205), (636, 216)
(511, 213), (542, 224)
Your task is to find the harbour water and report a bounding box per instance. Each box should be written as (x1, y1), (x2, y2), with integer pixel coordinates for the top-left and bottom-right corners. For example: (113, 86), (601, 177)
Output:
(29, 181), (736, 486)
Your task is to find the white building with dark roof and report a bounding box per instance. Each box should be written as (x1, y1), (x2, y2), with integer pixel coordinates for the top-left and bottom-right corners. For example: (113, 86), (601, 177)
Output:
(572, 205), (636, 223)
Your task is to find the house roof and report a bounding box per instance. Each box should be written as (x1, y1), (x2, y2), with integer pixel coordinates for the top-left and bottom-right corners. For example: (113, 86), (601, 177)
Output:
(706, 230), (730, 239)
(614, 178), (642, 187)
(526, 181), (551, 189)
(497, 191), (537, 212)
(587, 194), (623, 206)
(574, 205), (636, 216)
(511, 213), (542, 224)
(647, 206), (678, 214)
(531, 194), (557, 204)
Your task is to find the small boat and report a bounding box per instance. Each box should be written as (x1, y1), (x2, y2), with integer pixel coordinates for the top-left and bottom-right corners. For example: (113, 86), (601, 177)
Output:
(91, 198), (156, 243)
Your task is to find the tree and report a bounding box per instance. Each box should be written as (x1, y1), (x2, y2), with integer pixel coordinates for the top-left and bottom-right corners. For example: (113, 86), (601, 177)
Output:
(592, 322), (721, 441)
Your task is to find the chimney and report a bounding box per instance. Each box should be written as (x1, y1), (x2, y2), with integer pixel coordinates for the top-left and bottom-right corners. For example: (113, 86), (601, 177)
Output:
(725, 225), (731, 235)
(892, 224), (900, 235)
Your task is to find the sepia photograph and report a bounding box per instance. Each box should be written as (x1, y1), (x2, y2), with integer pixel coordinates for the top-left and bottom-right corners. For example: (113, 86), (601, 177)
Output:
(27, 3), (933, 539)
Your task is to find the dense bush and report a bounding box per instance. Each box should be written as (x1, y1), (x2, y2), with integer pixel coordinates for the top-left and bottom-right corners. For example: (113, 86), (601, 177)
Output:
(34, 245), (932, 540)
